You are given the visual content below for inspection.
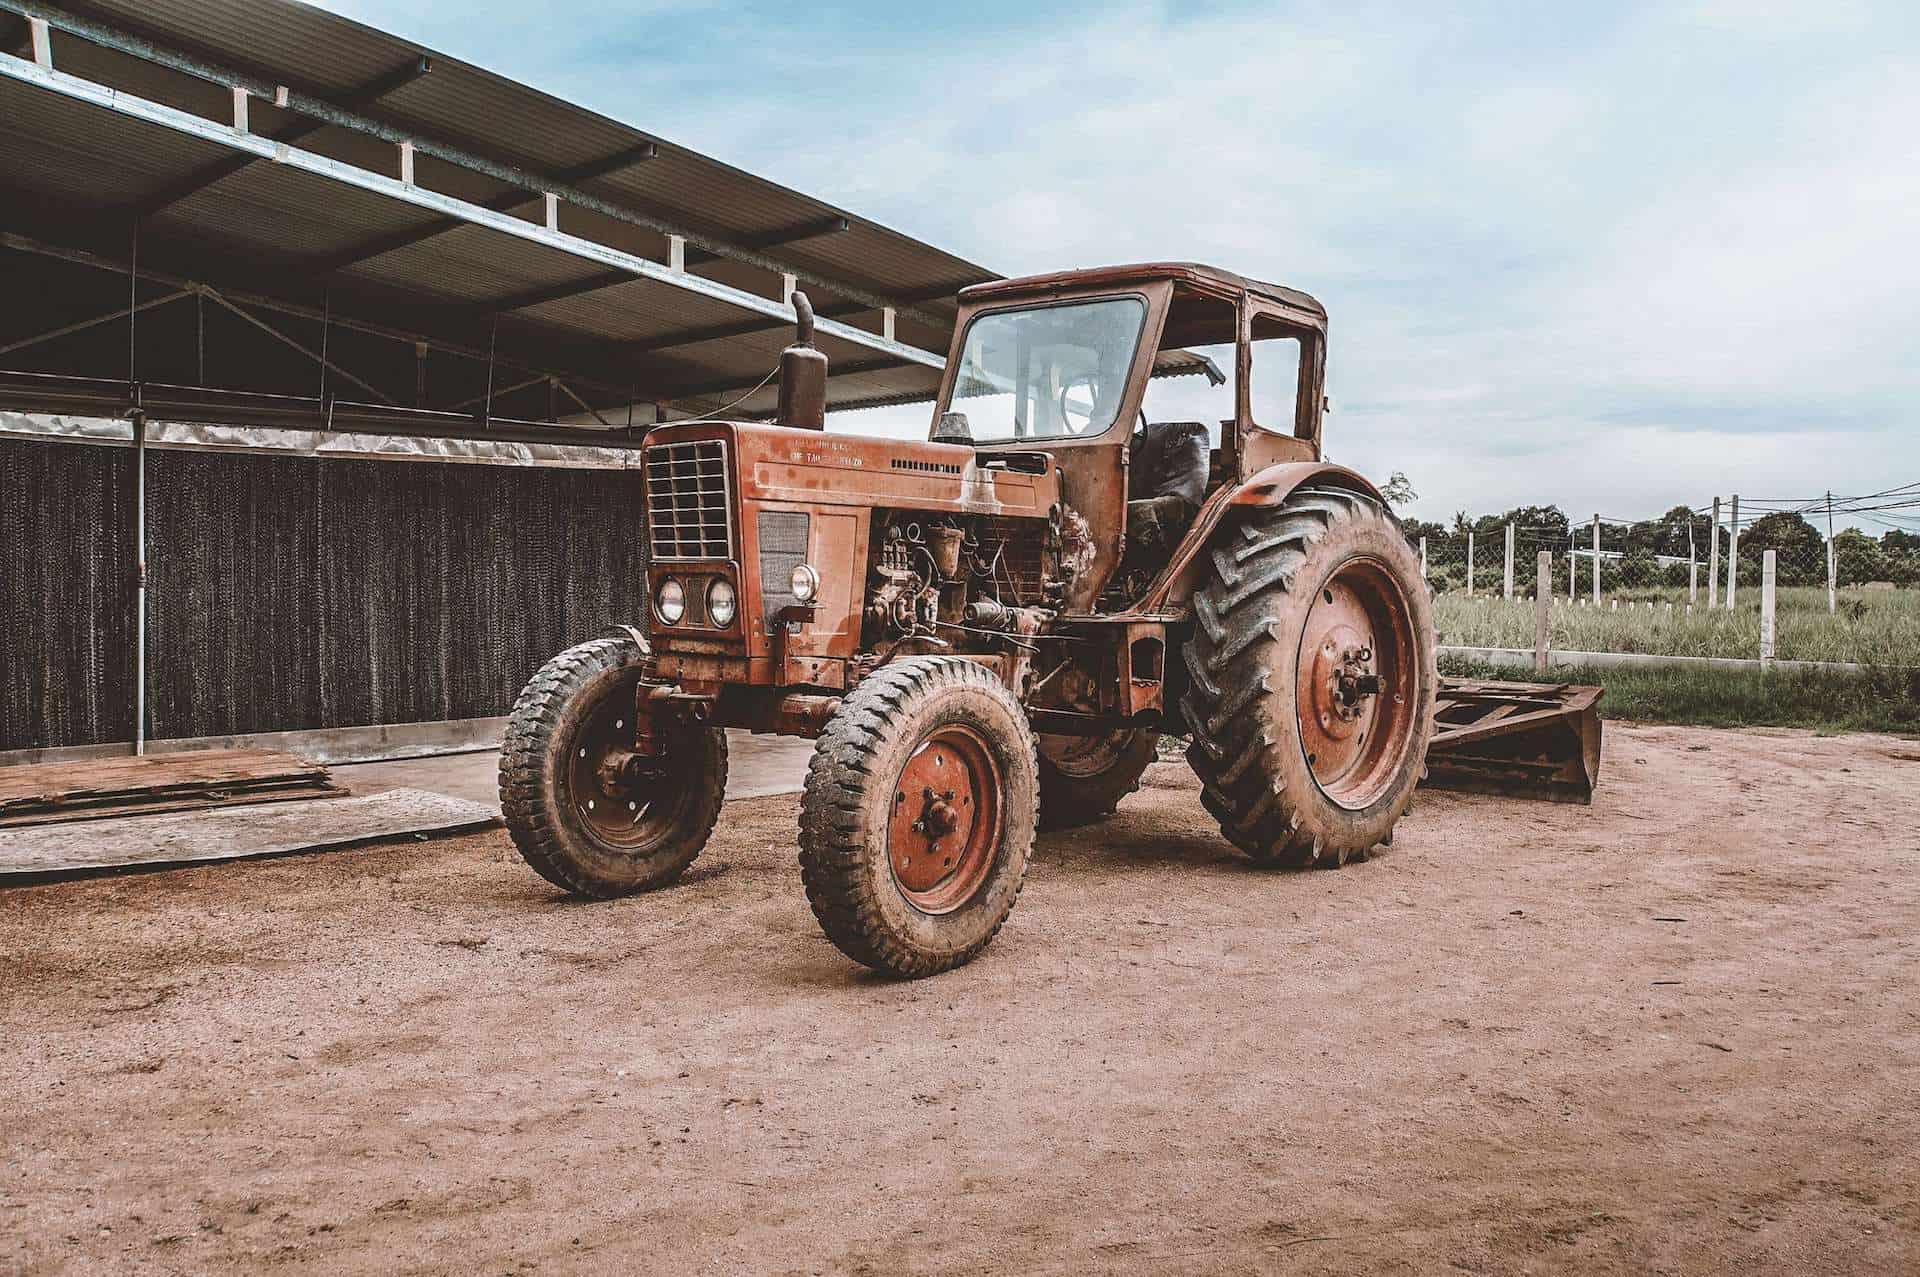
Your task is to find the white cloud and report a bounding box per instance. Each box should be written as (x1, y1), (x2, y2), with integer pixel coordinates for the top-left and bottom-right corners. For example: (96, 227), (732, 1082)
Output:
(311, 0), (1920, 522)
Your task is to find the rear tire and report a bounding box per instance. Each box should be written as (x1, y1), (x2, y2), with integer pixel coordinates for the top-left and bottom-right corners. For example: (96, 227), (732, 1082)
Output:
(799, 657), (1038, 978)
(1036, 730), (1158, 828)
(499, 637), (727, 898)
(1181, 488), (1434, 867)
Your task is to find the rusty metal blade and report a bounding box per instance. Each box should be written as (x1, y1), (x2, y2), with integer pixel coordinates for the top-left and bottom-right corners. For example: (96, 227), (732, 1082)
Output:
(1421, 678), (1603, 804)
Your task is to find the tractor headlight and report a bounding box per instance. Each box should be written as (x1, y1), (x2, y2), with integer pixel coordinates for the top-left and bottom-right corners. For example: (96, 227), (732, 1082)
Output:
(655, 578), (686, 625)
(789, 563), (819, 604)
(706, 578), (737, 627)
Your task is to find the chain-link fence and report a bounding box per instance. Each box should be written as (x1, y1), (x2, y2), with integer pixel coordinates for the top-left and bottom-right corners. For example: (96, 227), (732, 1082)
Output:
(1411, 507), (1920, 667)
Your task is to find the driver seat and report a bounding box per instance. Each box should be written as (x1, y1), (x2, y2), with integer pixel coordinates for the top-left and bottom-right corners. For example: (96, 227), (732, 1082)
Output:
(1126, 421), (1210, 558)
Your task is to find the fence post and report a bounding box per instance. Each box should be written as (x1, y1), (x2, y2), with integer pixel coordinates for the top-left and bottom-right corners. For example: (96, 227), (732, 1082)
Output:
(1591, 513), (1601, 605)
(1688, 522), (1698, 603)
(1826, 490), (1837, 614)
(1707, 497), (1720, 608)
(1466, 530), (1475, 596)
(1419, 536), (1427, 579)
(1727, 494), (1739, 609)
(1760, 549), (1777, 669)
(1534, 550), (1551, 672)
(1504, 523), (1515, 600)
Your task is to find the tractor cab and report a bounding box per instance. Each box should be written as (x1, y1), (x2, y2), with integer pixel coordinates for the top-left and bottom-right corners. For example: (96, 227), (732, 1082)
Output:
(931, 263), (1329, 607)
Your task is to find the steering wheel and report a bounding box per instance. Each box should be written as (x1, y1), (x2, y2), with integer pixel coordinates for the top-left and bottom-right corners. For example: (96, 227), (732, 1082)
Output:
(1058, 374), (1102, 435)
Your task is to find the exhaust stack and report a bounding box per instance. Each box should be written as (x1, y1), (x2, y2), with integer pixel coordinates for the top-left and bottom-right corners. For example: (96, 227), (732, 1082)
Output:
(776, 291), (828, 430)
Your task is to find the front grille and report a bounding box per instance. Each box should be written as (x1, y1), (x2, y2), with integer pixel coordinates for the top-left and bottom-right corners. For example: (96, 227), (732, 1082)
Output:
(758, 510), (810, 630)
(645, 439), (732, 560)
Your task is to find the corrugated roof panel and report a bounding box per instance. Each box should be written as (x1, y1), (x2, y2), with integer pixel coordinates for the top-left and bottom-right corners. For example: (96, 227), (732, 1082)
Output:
(0, 76), (235, 209)
(155, 161), (437, 265)
(1, 0), (1007, 427)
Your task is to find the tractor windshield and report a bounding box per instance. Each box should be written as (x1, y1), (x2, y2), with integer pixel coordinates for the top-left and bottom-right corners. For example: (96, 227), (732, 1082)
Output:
(942, 297), (1146, 443)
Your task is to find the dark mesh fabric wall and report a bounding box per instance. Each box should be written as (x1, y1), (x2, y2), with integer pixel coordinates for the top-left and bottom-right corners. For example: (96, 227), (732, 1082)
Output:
(0, 439), (135, 749)
(1, 437), (648, 749)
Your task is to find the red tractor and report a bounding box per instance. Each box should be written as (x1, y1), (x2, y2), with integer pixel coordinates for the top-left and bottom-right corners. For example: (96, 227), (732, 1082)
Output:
(500, 263), (1436, 977)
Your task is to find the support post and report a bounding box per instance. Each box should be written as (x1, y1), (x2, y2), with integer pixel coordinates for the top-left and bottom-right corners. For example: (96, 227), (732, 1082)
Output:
(1727, 494), (1739, 609)
(1826, 491), (1837, 614)
(1760, 550), (1777, 669)
(1688, 521), (1698, 603)
(28, 15), (49, 68)
(1534, 550), (1551, 673)
(1591, 514), (1601, 605)
(1419, 536), (1427, 579)
(1466, 530), (1475, 596)
(130, 408), (148, 755)
(1504, 523), (1515, 601)
(1708, 497), (1721, 608)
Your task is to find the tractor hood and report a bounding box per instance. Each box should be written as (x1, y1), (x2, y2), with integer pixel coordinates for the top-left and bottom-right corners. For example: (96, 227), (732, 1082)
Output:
(645, 420), (1060, 520)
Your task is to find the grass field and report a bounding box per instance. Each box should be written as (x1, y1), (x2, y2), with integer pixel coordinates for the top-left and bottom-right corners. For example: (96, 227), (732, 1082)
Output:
(1433, 585), (1920, 665)
(1440, 653), (1920, 736)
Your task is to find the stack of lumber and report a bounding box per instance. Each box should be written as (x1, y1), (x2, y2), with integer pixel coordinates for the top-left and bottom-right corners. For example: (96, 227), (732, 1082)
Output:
(0, 749), (346, 828)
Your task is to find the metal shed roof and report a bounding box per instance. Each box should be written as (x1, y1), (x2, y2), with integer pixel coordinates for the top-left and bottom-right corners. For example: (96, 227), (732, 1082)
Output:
(0, 0), (1002, 430)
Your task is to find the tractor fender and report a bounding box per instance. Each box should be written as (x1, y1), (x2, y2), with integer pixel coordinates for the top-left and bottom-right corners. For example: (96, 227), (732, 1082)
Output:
(1139, 461), (1386, 612)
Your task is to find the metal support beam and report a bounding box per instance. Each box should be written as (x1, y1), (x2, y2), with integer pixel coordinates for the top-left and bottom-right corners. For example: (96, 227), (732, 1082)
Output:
(0, 1), (953, 324)
(315, 145), (669, 274)
(0, 51), (943, 369)
(129, 407), (147, 754)
(0, 230), (630, 402)
(667, 355), (907, 402)
(0, 288), (190, 355)
(629, 301), (879, 354)
(199, 286), (396, 405)
(684, 216), (849, 267)
(488, 269), (632, 314)
(133, 56), (432, 218)
(451, 372), (544, 414)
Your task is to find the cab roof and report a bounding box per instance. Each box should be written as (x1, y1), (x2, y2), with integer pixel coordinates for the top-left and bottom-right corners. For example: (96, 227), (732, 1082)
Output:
(959, 262), (1326, 322)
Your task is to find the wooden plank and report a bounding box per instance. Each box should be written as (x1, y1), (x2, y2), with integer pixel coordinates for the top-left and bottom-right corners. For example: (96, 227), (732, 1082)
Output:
(0, 783), (346, 829)
(0, 788), (498, 877)
(0, 748), (327, 806)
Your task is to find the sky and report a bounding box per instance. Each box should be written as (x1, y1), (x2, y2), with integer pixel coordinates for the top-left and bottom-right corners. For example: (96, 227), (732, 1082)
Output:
(310, 0), (1920, 528)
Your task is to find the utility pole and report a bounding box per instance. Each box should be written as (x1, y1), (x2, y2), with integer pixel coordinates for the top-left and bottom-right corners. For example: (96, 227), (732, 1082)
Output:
(1708, 498), (1721, 608)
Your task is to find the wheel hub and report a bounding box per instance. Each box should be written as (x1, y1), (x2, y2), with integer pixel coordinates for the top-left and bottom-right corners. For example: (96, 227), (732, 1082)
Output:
(887, 726), (1000, 913)
(1295, 559), (1418, 811)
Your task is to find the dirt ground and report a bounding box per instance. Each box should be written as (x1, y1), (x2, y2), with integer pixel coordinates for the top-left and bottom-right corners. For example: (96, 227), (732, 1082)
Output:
(2, 722), (1916, 1275)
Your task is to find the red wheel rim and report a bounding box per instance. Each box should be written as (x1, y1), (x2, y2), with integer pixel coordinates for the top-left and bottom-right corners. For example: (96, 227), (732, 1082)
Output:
(887, 724), (1002, 914)
(1294, 556), (1418, 810)
(565, 673), (679, 851)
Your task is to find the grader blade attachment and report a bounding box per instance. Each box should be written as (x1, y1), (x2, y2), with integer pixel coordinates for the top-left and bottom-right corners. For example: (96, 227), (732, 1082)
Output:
(1422, 679), (1603, 804)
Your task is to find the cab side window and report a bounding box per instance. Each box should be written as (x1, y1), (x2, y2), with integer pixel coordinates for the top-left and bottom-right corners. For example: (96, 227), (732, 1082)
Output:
(1248, 313), (1306, 437)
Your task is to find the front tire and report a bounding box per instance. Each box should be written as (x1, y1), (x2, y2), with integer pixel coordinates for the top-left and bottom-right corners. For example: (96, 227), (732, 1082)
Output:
(1181, 488), (1435, 867)
(799, 657), (1038, 978)
(499, 637), (727, 898)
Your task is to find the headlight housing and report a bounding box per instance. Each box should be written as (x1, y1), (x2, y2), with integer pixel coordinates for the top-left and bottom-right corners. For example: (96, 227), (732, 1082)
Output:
(789, 563), (819, 604)
(655, 577), (685, 625)
(706, 578), (737, 627)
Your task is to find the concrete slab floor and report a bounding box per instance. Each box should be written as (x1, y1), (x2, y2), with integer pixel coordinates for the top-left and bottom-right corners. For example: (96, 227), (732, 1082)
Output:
(329, 728), (816, 813)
